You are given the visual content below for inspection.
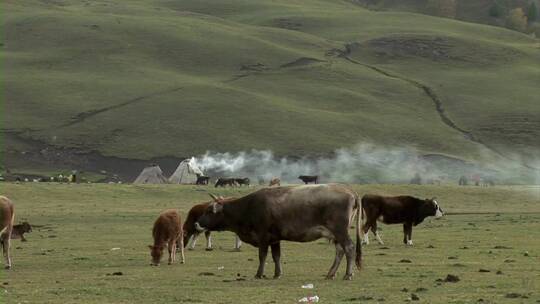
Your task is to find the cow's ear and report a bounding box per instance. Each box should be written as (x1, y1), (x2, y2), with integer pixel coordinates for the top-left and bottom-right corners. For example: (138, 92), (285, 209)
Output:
(212, 202), (223, 214)
(148, 245), (153, 250)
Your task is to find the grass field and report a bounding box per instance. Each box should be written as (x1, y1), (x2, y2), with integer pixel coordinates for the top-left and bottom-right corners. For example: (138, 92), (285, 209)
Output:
(1, 183), (539, 303)
(3, 0), (540, 176)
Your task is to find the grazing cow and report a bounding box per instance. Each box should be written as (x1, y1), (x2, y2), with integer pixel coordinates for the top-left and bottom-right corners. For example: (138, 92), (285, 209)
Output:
(214, 178), (237, 187)
(11, 222), (32, 242)
(361, 195), (443, 246)
(0, 196), (15, 269)
(196, 175), (210, 185)
(183, 201), (242, 251)
(234, 178), (250, 187)
(149, 209), (185, 266)
(268, 177), (280, 187)
(298, 175), (318, 184)
(195, 184), (362, 280)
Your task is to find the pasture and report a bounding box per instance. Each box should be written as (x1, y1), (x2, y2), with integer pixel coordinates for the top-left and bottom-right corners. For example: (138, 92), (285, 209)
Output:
(1, 183), (539, 303)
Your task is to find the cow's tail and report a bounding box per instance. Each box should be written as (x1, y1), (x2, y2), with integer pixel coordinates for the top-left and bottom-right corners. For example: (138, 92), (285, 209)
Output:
(355, 195), (362, 270)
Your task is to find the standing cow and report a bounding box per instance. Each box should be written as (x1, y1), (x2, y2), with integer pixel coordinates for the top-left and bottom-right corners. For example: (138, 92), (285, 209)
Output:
(361, 195), (443, 246)
(234, 178), (250, 187)
(214, 178), (237, 187)
(149, 209), (185, 266)
(298, 175), (318, 184)
(0, 196), (15, 269)
(195, 184), (362, 280)
(183, 200), (242, 251)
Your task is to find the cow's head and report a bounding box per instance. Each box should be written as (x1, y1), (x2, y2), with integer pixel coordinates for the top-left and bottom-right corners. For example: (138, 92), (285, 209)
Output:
(195, 194), (227, 232)
(148, 244), (164, 266)
(421, 198), (444, 218)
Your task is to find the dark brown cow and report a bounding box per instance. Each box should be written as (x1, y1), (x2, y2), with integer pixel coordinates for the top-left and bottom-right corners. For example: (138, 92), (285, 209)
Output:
(268, 177), (280, 187)
(183, 201), (242, 251)
(196, 175), (210, 185)
(0, 196), (15, 269)
(149, 209), (185, 266)
(195, 184), (362, 280)
(214, 178), (237, 187)
(11, 222), (32, 242)
(361, 195), (443, 246)
(234, 178), (250, 186)
(298, 175), (318, 184)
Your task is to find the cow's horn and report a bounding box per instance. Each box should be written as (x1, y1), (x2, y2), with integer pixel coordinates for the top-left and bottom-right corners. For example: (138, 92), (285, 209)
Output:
(209, 193), (219, 201)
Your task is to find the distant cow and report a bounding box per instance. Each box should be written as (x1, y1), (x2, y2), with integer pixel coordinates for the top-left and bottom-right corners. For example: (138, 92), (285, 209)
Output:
(149, 209), (185, 266)
(269, 177), (280, 187)
(11, 222), (32, 242)
(298, 175), (318, 184)
(183, 200), (242, 251)
(196, 175), (210, 185)
(195, 184), (362, 280)
(0, 196), (15, 269)
(234, 178), (250, 186)
(361, 195), (443, 246)
(214, 178), (237, 187)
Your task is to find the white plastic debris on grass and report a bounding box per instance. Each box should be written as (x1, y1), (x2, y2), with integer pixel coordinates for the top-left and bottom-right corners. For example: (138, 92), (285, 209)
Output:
(217, 266), (224, 270)
(298, 295), (319, 302)
(301, 283), (314, 289)
(110, 248), (121, 251)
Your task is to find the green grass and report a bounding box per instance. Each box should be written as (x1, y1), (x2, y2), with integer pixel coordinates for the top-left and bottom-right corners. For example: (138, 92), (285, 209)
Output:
(1, 183), (539, 303)
(3, 0), (539, 170)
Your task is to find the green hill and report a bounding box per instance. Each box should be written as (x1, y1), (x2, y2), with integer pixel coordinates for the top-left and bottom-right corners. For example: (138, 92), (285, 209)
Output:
(2, 0), (539, 179)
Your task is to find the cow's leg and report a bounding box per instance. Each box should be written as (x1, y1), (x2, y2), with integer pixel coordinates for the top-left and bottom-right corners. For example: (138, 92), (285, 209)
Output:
(179, 235), (185, 264)
(371, 222), (384, 245)
(189, 232), (200, 250)
(326, 242), (345, 280)
(270, 242), (282, 279)
(255, 245), (269, 279)
(205, 231), (213, 251)
(403, 223), (413, 245)
(168, 240), (174, 264)
(234, 235), (242, 251)
(362, 221), (372, 245)
(1, 237), (11, 270)
(341, 236), (356, 280)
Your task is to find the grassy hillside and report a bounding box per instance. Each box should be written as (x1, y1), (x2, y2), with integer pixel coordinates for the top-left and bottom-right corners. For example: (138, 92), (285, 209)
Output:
(1, 183), (539, 303)
(2, 0), (539, 177)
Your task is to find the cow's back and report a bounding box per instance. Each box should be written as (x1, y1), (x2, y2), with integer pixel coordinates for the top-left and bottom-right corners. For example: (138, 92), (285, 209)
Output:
(0, 196), (14, 235)
(153, 209), (182, 241)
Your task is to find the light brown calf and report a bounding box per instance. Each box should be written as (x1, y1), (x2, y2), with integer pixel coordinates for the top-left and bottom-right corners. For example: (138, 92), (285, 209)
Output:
(269, 177), (280, 187)
(149, 209), (185, 266)
(0, 196), (15, 269)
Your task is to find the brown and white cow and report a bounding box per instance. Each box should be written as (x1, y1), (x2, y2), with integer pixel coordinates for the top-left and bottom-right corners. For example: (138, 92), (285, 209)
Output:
(195, 184), (362, 280)
(361, 194), (443, 246)
(183, 201), (242, 251)
(0, 196), (15, 269)
(149, 209), (185, 266)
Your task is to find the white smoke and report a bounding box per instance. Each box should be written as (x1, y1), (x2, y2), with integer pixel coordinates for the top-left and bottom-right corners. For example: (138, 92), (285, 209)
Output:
(193, 143), (481, 184)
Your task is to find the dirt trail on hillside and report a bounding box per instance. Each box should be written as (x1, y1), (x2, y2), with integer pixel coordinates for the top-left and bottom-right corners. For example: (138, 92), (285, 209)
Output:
(59, 86), (183, 128)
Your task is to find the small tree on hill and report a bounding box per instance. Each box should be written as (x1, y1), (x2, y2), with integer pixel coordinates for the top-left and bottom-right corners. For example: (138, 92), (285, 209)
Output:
(489, 1), (505, 18)
(507, 7), (528, 32)
(528, 2), (538, 23)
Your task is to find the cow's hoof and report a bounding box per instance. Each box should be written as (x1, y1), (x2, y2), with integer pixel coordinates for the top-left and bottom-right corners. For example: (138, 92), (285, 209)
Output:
(187, 248), (195, 251)
(273, 274), (281, 279)
(254, 274), (265, 279)
(234, 248), (241, 252)
(342, 274), (353, 280)
(180, 260), (185, 264)
(205, 248), (214, 251)
(4, 265), (11, 270)
(325, 274), (336, 280)
(21, 239), (28, 242)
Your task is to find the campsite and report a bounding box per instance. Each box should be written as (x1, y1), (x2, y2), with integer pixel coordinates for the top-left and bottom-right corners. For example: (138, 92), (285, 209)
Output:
(1, 183), (539, 303)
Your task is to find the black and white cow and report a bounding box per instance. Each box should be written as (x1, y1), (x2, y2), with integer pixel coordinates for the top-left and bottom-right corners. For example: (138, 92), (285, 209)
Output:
(361, 195), (443, 245)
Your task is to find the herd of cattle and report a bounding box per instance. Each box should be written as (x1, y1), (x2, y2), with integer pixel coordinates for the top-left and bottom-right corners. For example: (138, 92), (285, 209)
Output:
(197, 175), (320, 187)
(149, 184), (443, 280)
(0, 184), (443, 280)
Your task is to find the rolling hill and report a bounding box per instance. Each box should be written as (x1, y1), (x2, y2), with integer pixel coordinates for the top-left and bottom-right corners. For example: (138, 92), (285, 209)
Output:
(2, 0), (539, 181)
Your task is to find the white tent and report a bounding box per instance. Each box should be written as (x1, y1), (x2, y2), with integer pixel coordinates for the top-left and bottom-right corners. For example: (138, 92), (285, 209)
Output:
(133, 165), (168, 184)
(169, 158), (204, 184)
